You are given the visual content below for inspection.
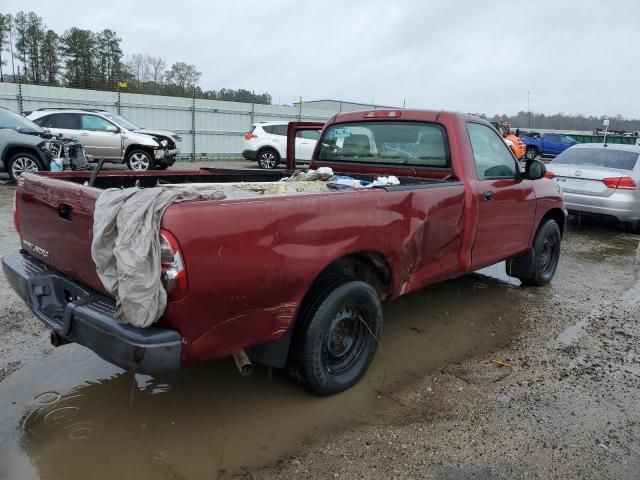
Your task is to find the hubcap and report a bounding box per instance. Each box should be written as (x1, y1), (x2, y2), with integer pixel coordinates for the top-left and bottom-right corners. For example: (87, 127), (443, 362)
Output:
(129, 152), (151, 170)
(323, 306), (367, 375)
(259, 152), (276, 168)
(11, 157), (39, 178)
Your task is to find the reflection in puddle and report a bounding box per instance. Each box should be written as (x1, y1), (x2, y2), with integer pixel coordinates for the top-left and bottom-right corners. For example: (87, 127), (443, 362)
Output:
(1, 267), (523, 480)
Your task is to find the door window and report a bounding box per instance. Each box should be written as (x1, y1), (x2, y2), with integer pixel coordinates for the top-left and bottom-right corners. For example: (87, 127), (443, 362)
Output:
(41, 113), (80, 129)
(297, 130), (321, 140)
(81, 114), (114, 131)
(467, 123), (518, 179)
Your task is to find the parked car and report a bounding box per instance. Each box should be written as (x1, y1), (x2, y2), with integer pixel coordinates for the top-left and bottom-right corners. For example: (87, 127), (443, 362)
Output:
(242, 122), (320, 169)
(27, 108), (181, 170)
(3, 109), (566, 396)
(546, 143), (640, 232)
(520, 132), (578, 160)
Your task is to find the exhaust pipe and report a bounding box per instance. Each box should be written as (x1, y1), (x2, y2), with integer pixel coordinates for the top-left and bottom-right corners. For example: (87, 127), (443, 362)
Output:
(232, 349), (254, 376)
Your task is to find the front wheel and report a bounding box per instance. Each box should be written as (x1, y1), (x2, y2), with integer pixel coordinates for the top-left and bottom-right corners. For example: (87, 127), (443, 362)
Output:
(521, 219), (561, 286)
(257, 150), (280, 169)
(7, 152), (44, 183)
(525, 146), (538, 160)
(126, 149), (154, 171)
(289, 279), (382, 395)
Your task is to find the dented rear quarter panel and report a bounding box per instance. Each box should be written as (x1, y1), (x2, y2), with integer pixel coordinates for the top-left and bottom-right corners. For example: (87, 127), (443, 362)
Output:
(160, 183), (465, 363)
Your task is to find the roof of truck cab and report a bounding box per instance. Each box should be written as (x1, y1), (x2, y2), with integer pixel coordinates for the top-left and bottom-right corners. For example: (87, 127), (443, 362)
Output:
(327, 109), (485, 125)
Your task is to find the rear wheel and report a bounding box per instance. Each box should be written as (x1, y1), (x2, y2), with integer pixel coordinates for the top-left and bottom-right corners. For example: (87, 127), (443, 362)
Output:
(126, 149), (154, 171)
(520, 219), (561, 286)
(525, 146), (538, 160)
(289, 277), (382, 395)
(623, 221), (640, 234)
(7, 152), (44, 183)
(257, 149), (280, 169)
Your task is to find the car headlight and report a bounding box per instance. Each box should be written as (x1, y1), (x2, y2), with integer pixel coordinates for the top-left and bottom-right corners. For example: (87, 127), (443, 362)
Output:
(160, 139), (169, 147)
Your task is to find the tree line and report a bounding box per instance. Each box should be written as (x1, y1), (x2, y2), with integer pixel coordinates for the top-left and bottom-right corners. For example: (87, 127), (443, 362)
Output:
(484, 111), (640, 134)
(0, 11), (272, 104)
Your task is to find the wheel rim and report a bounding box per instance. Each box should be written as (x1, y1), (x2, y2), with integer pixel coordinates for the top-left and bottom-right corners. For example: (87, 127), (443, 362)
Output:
(540, 234), (559, 273)
(259, 152), (276, 168)
(130, 152), (150, 170)
(526, 149), (536, 160)
(11, 156), (39, 178)
(322, 306), (368, 375)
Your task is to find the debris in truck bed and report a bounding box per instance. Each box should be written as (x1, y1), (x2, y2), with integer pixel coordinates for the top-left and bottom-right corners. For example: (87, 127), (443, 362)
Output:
(91, 186), (226, 328)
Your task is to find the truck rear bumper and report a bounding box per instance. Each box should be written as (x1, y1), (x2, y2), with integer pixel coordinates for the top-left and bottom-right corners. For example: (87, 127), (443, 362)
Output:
(2, 251), (182, 375)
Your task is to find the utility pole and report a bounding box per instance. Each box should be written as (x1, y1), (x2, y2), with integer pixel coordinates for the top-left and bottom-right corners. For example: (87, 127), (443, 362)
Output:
(298, 96), (302, 121)
(527, 91), (531, 129)
(9, 20), (16, 79)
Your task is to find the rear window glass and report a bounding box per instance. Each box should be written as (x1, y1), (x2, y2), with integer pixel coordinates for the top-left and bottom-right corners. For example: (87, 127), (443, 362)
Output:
(553, 148), (639, 170)
(41, 113), (80, 129)
(318, 121), (449, 168)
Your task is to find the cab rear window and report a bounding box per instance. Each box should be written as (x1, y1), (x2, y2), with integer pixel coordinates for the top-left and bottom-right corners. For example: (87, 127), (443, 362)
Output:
(317, 121), (450, 168)
(553, 148), (639, 170)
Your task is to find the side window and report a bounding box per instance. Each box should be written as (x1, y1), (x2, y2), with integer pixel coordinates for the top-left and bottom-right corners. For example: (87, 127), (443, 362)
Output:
(560, 135), (575, 144)
(273, 125), (288, 137)
(81, 114), (113, 131)
(546, 134), (560, 142)
(43, 113), (80, 129)
(467, 123), (517, 179)
(262, 125), (274, 134)
(298, 130), (321, 140)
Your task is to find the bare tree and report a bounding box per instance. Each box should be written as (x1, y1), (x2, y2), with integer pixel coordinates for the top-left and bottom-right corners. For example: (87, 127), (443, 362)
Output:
(125, 53), (150, 87)
(145, 55), (166, 85)
(165, 61), (200, 91)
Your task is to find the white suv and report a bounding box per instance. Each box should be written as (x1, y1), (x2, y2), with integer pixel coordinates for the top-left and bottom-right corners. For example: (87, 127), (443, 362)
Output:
(242, 122), (320, 169)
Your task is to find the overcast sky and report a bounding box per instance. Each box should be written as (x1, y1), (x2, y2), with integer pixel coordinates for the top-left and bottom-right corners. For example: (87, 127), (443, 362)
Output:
(6, 0), (638, 117)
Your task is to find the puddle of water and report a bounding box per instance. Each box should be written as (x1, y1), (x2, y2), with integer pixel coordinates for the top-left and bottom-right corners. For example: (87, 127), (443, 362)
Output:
(0, 268), (523, 480)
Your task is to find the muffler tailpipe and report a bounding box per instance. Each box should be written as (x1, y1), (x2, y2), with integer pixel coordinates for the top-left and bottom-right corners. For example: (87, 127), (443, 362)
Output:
(232, 349), (254, 376)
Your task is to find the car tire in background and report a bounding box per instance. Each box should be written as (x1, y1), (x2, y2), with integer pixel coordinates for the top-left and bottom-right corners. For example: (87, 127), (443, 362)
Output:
(525, 146), (539, 160)
(520, 219), (562, 286)
(257, 149), (280, 169)
(7, 152), (45, 183)
(288, 276), (382, 396)
(126, 149), (154, 171)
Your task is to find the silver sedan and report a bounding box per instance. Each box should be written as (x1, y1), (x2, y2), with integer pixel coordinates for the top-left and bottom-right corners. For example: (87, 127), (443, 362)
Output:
(546, 143), (640, 232)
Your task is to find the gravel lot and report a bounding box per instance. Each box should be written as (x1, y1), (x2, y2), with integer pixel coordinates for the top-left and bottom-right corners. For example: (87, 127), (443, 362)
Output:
(0, 162), (638, 480)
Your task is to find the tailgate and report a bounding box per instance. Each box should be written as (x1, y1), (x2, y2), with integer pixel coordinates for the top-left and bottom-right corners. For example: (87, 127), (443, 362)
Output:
(15, 173), (107, 294)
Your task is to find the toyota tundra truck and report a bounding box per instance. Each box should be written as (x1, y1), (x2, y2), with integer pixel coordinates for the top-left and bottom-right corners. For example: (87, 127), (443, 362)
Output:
(2, 110), (566, 395)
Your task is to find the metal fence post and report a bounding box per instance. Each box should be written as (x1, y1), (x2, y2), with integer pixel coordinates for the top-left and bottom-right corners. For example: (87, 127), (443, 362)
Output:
(191, 89), (196, 161)
(250, 103), (255, 124)
(116, 85), (121, 115)
(298, 96), (302, 121)
(17, 83), (23, 115)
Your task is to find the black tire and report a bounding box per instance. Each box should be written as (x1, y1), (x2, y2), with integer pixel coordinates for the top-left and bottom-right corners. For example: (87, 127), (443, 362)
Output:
(289, 278), (382, 395)
(525, 146), (538, 160)
(126, 149), (154, 171)
(7, 152), (45, 183)
(257, 149), (280, 169)
(156, 164), (170, 170)
(521, 219), (562, 286)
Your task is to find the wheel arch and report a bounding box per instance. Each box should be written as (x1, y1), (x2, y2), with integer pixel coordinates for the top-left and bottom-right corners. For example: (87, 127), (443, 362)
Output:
(248, 251), (392, 368)
(2, 144), (47, 170)
(539, 207), (567, 238)
(256, 145), (281, 160)
(124, 144), (155, 161)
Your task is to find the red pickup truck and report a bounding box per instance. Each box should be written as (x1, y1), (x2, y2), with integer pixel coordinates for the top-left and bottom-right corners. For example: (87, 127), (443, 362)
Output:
(3, 109), (566, 395)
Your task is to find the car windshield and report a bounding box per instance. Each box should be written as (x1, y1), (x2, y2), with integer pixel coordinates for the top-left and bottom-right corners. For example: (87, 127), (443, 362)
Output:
(103, 113), (140, 130)
(553, 147), (639, 170)
(0, 108), (44, 134)
(318, 121), (449, 168)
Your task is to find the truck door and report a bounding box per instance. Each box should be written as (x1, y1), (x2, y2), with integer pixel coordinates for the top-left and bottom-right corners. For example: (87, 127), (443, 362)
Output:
(296, 129), (320, 162)
(467, 122), (537, 269)
(79, 114), (123, 160)
(544, 134), (562, 155)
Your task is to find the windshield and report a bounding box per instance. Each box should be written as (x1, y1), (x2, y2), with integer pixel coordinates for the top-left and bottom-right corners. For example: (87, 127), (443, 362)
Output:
(318, 121), (449, 168)
(553, 147), (639, 170)
(103, 113), (140, 130)
(0, 108), (44, 134)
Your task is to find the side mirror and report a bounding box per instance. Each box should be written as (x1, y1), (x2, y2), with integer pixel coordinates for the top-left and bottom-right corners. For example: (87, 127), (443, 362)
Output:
(525, 158), (547, 180)
(106, 124), (119, 133)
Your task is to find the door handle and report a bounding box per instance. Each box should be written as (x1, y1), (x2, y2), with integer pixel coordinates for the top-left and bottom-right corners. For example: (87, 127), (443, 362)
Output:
(483, 191), (494, 201)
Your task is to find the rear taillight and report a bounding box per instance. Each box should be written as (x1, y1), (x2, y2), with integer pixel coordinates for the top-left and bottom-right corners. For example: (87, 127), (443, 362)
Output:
(159, 229), (187, 301)
(544, 170), (555, 179)
(244, 133), (258, 140)
(13, 190), (19, 233)
(602, 176), (636, 190)
(364, 110), (402, 119)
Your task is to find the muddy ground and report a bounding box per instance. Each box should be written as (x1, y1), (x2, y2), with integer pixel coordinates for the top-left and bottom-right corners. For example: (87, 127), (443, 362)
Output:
(0, 162), (639, 479)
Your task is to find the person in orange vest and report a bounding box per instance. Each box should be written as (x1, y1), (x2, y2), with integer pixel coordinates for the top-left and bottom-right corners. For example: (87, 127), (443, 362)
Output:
(499, 121), (526, 160)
